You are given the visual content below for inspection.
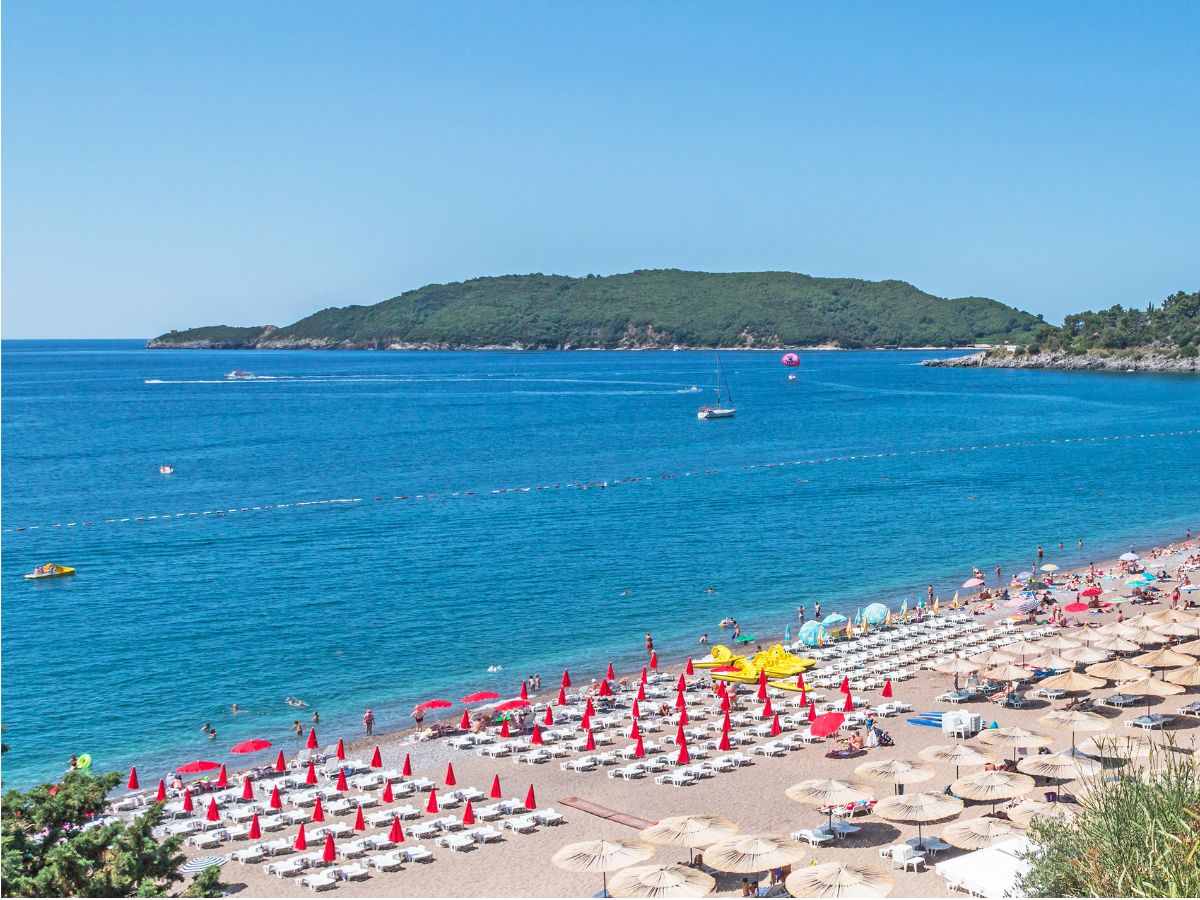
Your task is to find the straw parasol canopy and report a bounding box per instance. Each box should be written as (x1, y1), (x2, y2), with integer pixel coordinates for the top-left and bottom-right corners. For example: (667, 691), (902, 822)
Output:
(1034, 634), (1080, 651)
(785, 779), (873, 807)
(1175, 638), (1200, 657)
(1165, 663), (1200, 686)
(942, 816), (1026, 850)
(1028, 653), (1076, 671)
(976, 726), (1054, 749)
(934, 657), (982, 676)
(950, 770), (1035, 803)
(1091, 637), (1141, 653)
(917, 743), (996, 779)
(1059, 645), (1110, 665)
(1152, 621), (1200, 638)
(1007, 799), (1080, 828)
(1077, 732), (1157, 759)
(1036, 670), (1105, 693)
(785, 862), (895, 899)
(553, 839), (657, 896)
(1085, 659), (1152, 682)
(873, 792), (963, 844)
(968, 649), (1015, 667)
(703, 835), (806, 873)
(1119, 676), (1184, 711)
(854, 758), (936, 791)
(1151, 608), (1199, 625)
(998, 640), (1045, 659)
(1016, 752), (1101, 780)
(639, 815), (739, 850)
(1038, 709), (1109, 734)
(984, 664), (1036, 682)
(1122, 627), (1171, 646)
(609, 864), (715, 899)
(1133, 647), (1195, 668)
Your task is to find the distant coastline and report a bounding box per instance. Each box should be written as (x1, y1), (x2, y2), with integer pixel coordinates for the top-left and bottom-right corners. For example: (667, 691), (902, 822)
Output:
(924, 349), (1199, 373)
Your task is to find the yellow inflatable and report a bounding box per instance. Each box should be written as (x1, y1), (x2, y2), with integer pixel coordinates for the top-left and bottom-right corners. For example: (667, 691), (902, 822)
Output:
(691, 645), (743, 669)
(708, 644), (816, 684)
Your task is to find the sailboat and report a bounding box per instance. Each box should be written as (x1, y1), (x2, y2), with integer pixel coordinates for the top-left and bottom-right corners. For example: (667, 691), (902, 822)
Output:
(697, 352), (736, 419)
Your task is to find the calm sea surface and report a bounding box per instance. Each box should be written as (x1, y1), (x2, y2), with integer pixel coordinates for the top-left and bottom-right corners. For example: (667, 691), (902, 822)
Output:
(3, 340), (1197, 788)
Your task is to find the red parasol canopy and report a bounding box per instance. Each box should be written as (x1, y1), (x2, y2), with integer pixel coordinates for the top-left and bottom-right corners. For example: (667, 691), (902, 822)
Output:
(182, 789), (194, 812)
(677, 740), (691, 765)
(445, 763), (457, 786)
(686, 659), (695, 676)
(524, 784), (536, 810)
(127, 767), (139, 790)
(811, 712), (845, 738)
(519, 682), (529, 700)
(1081, 587), (1103, 597)
(844, 694), (855, 713)
(585, 697), (596, 716)
(808, 701), (818, 723)
(306, 728), (318, 750)
(248, 813), (261, 841)
(242, 776), (255, 801)
(771, 714), (782, 736)
(426, 788), (439, 814)
(231, 739), (272, 754)
(634, 736), (646, 757)
(274, 749), (287, 772)
(543, 706), (554, 726)
(561, 669), (572, 688)
(388, 816), (404, 844)
(354, 806), (366, 831)
(631, 699), (641, 718)
(294, 823), (307, 851)
(676, 674), (687, 692)
(270, 785), (282, 810)
(720, 694), (731, 712)
(585, 729), (596, 751)
(556, 686), (568, 706)
(494, 699), (530, 713)
(636, 683), (646, 702)
(306, 761), (318, 785)
(490, 774), (502, 799)
(650, 651), (658, 670)
(370, 745), (382, 768)
(177, 760), (220, 774)
(629, 720), (641, 740)
(322, 833), (336, 863)
(839, 676), (850, 694)
(336, 768), (348, 792)
(500, 719), (511, 738)
(335, 739), (346, 760)
(216, 765), (228, 789)
(762, 698), (774, 718)
(531, 725), (544, 745)
(721, 711), (731, 732)
(1065, 602), (1090, 613)
(312, 797), (325, 822)
(675, 724), (686, 745)
(460, 710), (471, 730)
(640, 667), (648, 684)
(206, 797), (220, 822)
(402, 753), (413, 777)
(155, 779), (167, 802)
(462, 691), (500, 703)
(416, 699), (452, 711)
(718, 731), (731, 751)
(606, 662), (616, 681)
(882, 679), (894, 699)
(462, 799), (476, 826)
(598, 679), (613, 697)
(675, 691), (687, 709)
(382, 781), (394, 803)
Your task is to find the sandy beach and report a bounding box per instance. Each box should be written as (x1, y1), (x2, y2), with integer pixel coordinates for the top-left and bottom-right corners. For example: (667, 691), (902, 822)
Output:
(150, 534), (1200, 898)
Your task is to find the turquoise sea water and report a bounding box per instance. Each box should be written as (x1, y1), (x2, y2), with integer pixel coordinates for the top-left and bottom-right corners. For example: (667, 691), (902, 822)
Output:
(2, 340), (1197, 788)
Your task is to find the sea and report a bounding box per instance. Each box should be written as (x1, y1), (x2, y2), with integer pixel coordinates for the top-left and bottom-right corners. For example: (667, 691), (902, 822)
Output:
(2, 340), (1198, 789)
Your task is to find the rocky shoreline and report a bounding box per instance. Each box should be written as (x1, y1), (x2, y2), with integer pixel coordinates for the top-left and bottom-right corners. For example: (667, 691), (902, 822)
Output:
(923, 350), (1199, 372)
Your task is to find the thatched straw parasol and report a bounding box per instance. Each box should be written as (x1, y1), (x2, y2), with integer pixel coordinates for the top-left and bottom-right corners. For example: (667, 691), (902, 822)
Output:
(935, 657), (982, 676)
(950, 771), (1035, 810)
(1036, 669), (1104, 693)
(553, 839), (657, 896)
(873, 792), (963, 846)
(1133, 647), (1195, 668)
(1118, 676), (1184, 714)
(1058, 645), (1110, 665)
(703, 835), (806, 873)
(854, 759), (935, 794)
(640, 815), (738, 864)
(1091, 637), (1141, 653)
(976, 726), (1054, 749)
(1150, 608), (1199, 625)
(918, 743), (996, 780)
(1016, 752), (1101, 781)
(1028, 653), (1076, 671)
(1122, 626), (1171, 646)
(1152, 621), (1200, 639)
(1085, 659), (1152, 681)
(983, 663), (1036, 682)
(1033, 634), (1080, 651)
(1165, 662), (1200, 686)
(609, 864), (715, 899)
(1007, 799), (1079, 828)
(1174, 638), (1200, 657)
(969, 649), (1016, 667)
(785, 862), (895, 898)
(1038, 709), (1109, 749)
(942, 816), (1026, 850)
(786, 780), (873, 831)
(1076, 732), (1157, 759)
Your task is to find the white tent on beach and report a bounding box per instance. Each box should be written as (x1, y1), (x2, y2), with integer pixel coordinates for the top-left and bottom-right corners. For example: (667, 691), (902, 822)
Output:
(933, 837), (1035, 898)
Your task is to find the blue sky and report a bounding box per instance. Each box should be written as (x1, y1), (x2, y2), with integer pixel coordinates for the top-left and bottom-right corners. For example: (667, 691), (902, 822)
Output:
(3, 1), (1198, 338)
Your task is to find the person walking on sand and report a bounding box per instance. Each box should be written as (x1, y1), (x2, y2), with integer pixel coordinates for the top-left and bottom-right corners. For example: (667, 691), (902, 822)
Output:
(362, 708), (375, 736)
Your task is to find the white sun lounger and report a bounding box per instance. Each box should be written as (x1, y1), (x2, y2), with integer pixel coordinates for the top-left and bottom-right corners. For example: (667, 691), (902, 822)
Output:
(403, 845), (434, 863)
(533, 808), (565, 825)
(437, 833), (475, 852)
(265, 858), (306, 878)
(231, 845), (265, 863)
(336, 864), (370, 881)
(299, 872), (338, 891)
(367, 853), (403, 872)
(504, 815), (538, 833)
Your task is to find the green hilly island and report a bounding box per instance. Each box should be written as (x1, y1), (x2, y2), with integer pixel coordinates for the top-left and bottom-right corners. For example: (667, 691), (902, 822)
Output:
(147, 269), (1044, 350)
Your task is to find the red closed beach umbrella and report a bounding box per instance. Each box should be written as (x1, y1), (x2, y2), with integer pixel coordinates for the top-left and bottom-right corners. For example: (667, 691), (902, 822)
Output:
(382, 781), (394, 803)
(216, 765), (228, 789)
(155, 779), (167, 803)
(640, 667), (648, 685)
(242, 776), (255, 801)
(459, 710), (471, 730)
(757, 680), (768, 701)
(557, 686), (568, 706)
(650, 651), (658, 670)
(675, 724), (686, 745)
(389, 816), (404, 844)
(585, 729), (596, 751)
(370, 745), (382, 768)
(182, 789), (194, 813)
(679, 707), (690, 727)
(882, 679), (894, 699)
(178, 760), (221, 774)
(445, 763), (457, 786)
(606, 662), (616, 681)
(598, 679), (613, 698)
(520, 682), (529, 700)
(305, 761), (318, 785)
(581, 713), (592, 732)
(248, 813), (261, 841)
(490, 774), (501, 799)
(633, 736), (646, 757)
(677, 740), (690, 765)
(461, 800), (476, 826)
(676, 674), (686, 692)
(808, 701), (817, 723)
(762, 698), (774, 718)
(721, 711), (731, 732)
(631, 699), (641, 718)
(336, 739), (346, 760)
(354, 806), (366, 831)
(274, 749), (286, 772)
(322, 833), (336, 863)
(306, 728), (318, 750)
(718, 731), (731, 751)
(231, 739), (272, 754)
(426, 789), (439, 814)
(771, 714), (782, 736)
(543, 706), (554, 726)
(312, 797), (325, 822)
(636, 683), (646, 702)
(561, 669), (572, 688)
(294, 823), (307, 851)
(720, 694), (731, 712)
(206, 797), (220, 822)
(799, 686), (808, 706)
(402, 753), (413, 777)
(269, 785), (282, 810)
(629, 720), (641, 740)
(336, 768), (348, 792)
(585, 697), (596, 716)
(524, 784), (536, 810)
(796, 673), (806, 690)
(531, 724), (544, 745)
(675, 691), (687, 709)
(500, 719), (511, 738)
(686, 659), (695, 676)
(127, 767), (139, 790)
(843, 694), (855, 713)
(839, 676), (850, 694)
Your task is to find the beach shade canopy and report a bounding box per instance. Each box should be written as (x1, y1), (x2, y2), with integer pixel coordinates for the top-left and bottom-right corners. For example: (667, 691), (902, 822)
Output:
(639, 814), (739, 849)
(785, 861), (895, 899)
(854, 758), (935, 787)
(1165, 663), (1200, 686)
(703, 834), (806, 872)
(863, 603), (889, 625)
(322, 833), (336, 863)
(494, 699), (531, 713)
(462, 691), (500, 703)
(1080, 587), (1104, 598)
(1151, 608), (1200, 625)
(179, 856), (227, 875)
(1174, 638), (1200, 657)
(1120, 551), (1140, 561)
(934, 658), (982, 676)
(230, 739), (272, 754)
(416, 699), (453, 710)
(1085, 659), (1153, 682)
(918, 744), (997, 769)
(1038, 709), (1109, 735)
(1005, 599), (1038, 614)
(1017, 753), (1102, 780)
(1057, 645), (1109, 665)
(950, 770), (1035, 803)
(1064, 602), (1088, 612)
(274, 750), (286, 772)
(1091, 637), (1142, 654)
(1027, 653), (1076, 672)
(1035, 635), (1082, 651)
(1007, 799), (1080, 829)
(976, 726), (1054, 749)
(1123, 627), (1172, 646)
(1153, 621), (1200, 638)
(962, 578), (985, 588)
(1076, 733), (1158, 759)
(551, 839), (657, 884)
(608, 864), (715, 899)
(872, 792), (963, 840)
(1041, 563), (1059, 572)
(786, 779), (873, 807)
(1121, 676), (1184, 701)
(983, 663), (1036, 682)
(177, 760), (221, 774)
(1133, 647), (1195, 668)
(942, 817), (1026, 851)
(306, 728), (318, 750)
(809, 712), (846, 738)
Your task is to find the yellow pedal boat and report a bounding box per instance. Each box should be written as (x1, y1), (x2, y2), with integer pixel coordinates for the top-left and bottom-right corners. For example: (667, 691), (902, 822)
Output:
(25, 563), (75, 580)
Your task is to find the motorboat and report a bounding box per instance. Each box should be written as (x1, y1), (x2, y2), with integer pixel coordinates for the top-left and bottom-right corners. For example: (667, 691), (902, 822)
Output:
(225, 370), (255, 379)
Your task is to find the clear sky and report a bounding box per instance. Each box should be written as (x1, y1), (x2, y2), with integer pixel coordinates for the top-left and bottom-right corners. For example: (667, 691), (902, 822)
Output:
(3, 1), (1198, 338)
